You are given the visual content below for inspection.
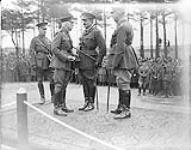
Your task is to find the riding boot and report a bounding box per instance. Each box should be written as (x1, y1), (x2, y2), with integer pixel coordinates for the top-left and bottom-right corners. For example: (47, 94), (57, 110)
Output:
(91, 86), (96, 104)
(143, 88), (146, 96)
(122, 90), (131, 109)
(61, 89), (74, 113)
(110, 89), (123, 114)
(84, 97), (94, 111)
(79, 97), (89, 111)
(114, 90), (131, 119)
(53, 92), (67, 116)
(113, 106), (131, 119)
(79, 81), (89, 111)
(138, 87), (141, 96)
(50, 83), (55, 103)
(38, 82), (45, 103)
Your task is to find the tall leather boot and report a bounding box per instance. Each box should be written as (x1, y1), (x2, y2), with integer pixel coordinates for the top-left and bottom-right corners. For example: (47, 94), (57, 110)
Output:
(53, 92), (67, 116)
(143, 88), (146, 96)
(79, 97), (89, 111)
(38, 82), (45, 104)
(79, 82), (89, 111)
(110, 89), (123, 114)
(50, 83), (55, 103)
(84, 97), (94, 111)
(91, 86), (96, 104)
(114, 90), (131, 119)
(61, 89), (74, 113)
(138, 87), (141, 96)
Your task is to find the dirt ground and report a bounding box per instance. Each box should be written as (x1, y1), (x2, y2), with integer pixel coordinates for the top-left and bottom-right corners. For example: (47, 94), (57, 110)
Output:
(1, 82), (191, 150)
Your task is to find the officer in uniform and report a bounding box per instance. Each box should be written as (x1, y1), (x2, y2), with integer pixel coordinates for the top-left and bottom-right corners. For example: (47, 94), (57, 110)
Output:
(50, 12), (76, 116)
(108, 8), (138, 119)
(29, 22), (54, 104)
(78, 11), (106, 111)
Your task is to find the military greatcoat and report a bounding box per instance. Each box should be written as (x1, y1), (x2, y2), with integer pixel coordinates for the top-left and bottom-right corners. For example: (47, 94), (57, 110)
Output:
(107, 18), (138, 71)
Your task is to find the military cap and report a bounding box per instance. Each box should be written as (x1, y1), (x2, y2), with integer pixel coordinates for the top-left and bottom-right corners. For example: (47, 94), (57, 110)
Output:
(81, 12), (96, 20)
(60, 12), (76, 22)
(36, 22), (48, 28)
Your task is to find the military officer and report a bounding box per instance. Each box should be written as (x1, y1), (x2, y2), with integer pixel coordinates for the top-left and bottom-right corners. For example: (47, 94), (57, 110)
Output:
(50, 12), (76, 116)
(78, 11), (106, 111)
(29, 22), (54, 104)
(108, 8), (138, 119)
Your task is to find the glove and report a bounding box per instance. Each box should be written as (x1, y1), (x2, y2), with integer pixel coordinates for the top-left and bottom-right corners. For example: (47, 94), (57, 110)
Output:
(67, 55), (76, 61)
(32, 65), (37, 71)
(95, 61), (101, 68)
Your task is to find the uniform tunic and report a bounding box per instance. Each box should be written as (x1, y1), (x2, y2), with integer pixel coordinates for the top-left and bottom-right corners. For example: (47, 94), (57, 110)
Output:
(79, 25), (106, 102)
(29, 35), (54, 98)
(51, 30), (74, 94)
(107, 18), (138, 91)
(30, 35), (51, 70)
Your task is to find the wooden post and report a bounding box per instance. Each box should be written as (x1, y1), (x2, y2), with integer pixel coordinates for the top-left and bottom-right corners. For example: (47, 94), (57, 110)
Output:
(17, 88), (28, 147)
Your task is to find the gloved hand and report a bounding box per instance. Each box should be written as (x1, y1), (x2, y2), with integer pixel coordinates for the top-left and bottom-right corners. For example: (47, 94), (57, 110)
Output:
(95, 61), (101, 68)
(68, 55), (76, 61)
(32, 65), (37, 71)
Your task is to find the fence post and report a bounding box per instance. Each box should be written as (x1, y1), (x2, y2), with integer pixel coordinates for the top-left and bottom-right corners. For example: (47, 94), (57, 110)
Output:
(17, 88), (28, 147)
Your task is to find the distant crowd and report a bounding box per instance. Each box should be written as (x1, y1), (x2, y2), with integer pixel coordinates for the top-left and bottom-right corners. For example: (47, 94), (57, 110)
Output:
(1, 52), (184, 97)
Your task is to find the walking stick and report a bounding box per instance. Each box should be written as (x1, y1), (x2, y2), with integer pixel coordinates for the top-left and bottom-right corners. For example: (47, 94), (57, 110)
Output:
(96, 86), (99, 111)
(95, 67), (99, 111)
(103, 0), (110, 113)
(106, 69), (111, 113)
(73, 47), (96, 62)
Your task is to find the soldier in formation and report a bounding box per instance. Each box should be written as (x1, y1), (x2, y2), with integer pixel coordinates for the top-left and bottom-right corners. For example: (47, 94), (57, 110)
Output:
(137, 59), (150, 96)
(29, 22), (54, 104)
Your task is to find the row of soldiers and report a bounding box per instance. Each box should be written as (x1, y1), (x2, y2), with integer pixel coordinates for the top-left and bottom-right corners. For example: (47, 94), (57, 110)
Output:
(87, 56), (183, 98)
(29, 8), (138, 119)
(137, 56), (183, 97)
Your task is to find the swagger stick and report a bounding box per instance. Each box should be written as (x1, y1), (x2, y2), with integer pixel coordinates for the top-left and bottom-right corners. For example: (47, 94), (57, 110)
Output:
(103, 1), (110, 113)
(106, 69), (111, 113)
(73, 47), (96, 62)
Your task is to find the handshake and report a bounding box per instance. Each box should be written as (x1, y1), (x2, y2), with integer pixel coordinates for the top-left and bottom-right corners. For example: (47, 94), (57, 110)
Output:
(67, 53), (79, 62)
(67, 55), (76, 61)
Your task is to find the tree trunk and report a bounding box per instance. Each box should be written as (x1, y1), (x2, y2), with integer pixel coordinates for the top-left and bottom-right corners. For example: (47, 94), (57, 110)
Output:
(155, 14), (159, 58)
(140, 17), (144, 58)
(163, 14), (167, 58)
(104, 6), (107, 48)
(37, 0), (40, 23)
(22, 19), (25, 55)
(16, 30), (20, 82)
(0, 3), (2, 147)
(42, 0), (45, 22)
(150, 16), (153, 58)
(174, 14), (178, 59)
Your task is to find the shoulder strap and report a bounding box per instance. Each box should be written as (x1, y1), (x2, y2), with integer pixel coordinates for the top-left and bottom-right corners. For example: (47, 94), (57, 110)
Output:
(36, 37), (50, 52)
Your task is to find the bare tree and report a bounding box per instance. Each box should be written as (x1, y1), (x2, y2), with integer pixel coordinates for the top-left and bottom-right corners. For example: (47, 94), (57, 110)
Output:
(155, 11), (160, 58)
(2, 8), (33, 80)
(149, 13), (155, 58)
(134, 10), (148, 58)
(11, 0), (35, 55)
(159, 8), (173, 58)
(174, 12), (178, 59)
